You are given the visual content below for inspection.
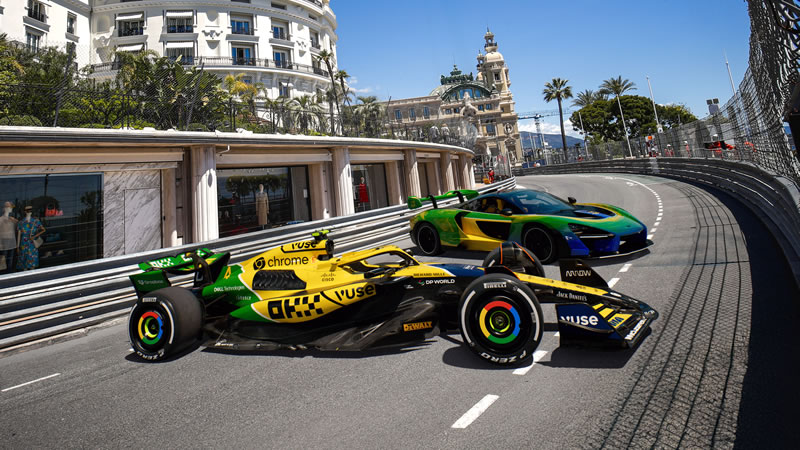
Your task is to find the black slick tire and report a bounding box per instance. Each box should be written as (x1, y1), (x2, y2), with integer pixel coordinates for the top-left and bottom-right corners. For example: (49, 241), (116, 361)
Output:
(415, 222), (443, 256)
(128, 287), (203, 362)
(458, 273), (544, 365)
(522, 225), (558, 264)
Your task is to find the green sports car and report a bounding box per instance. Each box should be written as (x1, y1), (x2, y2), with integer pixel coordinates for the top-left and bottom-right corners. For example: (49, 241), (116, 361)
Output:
(409, 189), (651, 263)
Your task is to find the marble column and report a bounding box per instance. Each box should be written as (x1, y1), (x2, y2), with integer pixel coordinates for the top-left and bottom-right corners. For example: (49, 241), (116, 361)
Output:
(440, 152), (456, 192)
(403, 149), (421, 198)
(189, 145), (219, 243)
(331, 147), (355, 216)
(460, 154), (476, 189)
(385, 160), (403, 205)
(161, 168), (179, 248)
(309, 163), (332, 220)
(427, 161), (441, 196)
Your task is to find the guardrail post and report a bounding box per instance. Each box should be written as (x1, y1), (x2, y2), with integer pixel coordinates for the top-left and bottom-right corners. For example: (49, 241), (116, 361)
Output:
(332, 147), (355, 216)
(403, 149), (422, 198)
(189, 145), (220, 242)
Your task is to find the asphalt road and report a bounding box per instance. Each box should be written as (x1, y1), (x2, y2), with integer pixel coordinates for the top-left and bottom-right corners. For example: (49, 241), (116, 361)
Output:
(1, 174), (798, 449)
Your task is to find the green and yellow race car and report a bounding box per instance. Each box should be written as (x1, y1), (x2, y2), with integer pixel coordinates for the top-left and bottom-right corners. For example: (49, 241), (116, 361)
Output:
(127, 232), (658, 364)
(409, 189), (652, 263)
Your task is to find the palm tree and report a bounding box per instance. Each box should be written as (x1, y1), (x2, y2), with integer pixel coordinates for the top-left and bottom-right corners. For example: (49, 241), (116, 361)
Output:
(354, 95), (384, 138)
(314, 49), (340, 134)
(335, 70), (352, 108)
(542, 77), (573, 155)
(572, 89), (606, 108)
(290, 95), (323, 134)
(599, 76), (637, 157)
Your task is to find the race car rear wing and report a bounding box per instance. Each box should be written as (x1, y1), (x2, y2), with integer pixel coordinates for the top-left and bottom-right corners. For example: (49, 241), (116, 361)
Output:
(129, 248), (231, 298)
(407, 189), (479, 210)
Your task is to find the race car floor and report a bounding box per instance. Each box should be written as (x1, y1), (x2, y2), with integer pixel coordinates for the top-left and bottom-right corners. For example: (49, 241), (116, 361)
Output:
(0, 174), (797, 448)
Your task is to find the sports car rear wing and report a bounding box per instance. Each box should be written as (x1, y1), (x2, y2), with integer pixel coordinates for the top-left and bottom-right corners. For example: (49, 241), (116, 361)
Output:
(407, 189), (479, 210)
(129, 248), (231, 298)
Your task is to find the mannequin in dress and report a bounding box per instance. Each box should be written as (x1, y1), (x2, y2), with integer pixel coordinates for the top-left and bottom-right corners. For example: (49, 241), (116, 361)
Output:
(17, 205), (46, 271)
(0, 201), (18, 274)
(256, 184), (269, 228)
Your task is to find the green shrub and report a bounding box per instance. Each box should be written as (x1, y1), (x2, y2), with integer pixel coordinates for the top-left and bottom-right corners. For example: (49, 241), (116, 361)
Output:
(0, 115), (43, 126)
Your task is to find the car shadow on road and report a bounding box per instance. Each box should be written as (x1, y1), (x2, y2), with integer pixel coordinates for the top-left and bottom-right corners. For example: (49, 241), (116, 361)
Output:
(200, 343), (430, 360)
(540, 346), (636, 369)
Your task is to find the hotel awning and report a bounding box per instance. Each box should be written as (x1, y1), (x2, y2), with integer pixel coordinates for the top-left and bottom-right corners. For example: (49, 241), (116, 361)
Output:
(117, 43), (144, 52)
(116, 13), (144, 21)
(165, 11), (193, 18)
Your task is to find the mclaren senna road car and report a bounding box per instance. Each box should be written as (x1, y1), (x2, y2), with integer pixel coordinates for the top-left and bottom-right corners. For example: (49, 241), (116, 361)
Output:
(128, 232), (658, 365)
(409, 189), (652, 263)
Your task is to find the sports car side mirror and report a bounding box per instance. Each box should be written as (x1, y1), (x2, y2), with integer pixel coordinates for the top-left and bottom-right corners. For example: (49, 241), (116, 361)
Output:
(568, 197), (577, 205)
(500, 208), (513, 216)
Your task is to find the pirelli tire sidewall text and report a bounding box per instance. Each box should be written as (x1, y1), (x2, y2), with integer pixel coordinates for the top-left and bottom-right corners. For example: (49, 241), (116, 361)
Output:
(128, 287), (204, 362)
(458, 274), (544, 365)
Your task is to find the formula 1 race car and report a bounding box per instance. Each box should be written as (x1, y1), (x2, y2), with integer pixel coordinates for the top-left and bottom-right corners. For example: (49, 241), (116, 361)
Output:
(409, 189), (652, 263)
(127, 231), (658, 365)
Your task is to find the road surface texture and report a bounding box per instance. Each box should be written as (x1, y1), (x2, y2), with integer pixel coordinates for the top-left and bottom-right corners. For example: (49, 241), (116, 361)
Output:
(1, 174), (797, 449)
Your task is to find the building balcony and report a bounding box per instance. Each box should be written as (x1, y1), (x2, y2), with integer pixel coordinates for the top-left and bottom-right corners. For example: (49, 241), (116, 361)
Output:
(167, 25), (194, 34)
(89, 57), (330, 78)
(303, 0), (324, 8)
(272, 31), (290, 41)
(231, 27), (254, 36)
(28, 10), (46, 23)
(118, 28), (144, 37)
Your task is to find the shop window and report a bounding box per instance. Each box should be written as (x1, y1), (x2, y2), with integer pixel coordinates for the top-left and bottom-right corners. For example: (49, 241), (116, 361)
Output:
(394, 109), (402, 121)
(0, 174), (103, 271)
(409, 109), (416, 121)
(217, 167), (310, 238)
(67, 14), (77, 35)
(423, 106), (430, 119)
(351, 164), (389, 212)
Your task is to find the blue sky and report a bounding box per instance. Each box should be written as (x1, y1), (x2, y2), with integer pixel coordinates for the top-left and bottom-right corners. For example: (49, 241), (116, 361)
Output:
(333, 0), (752, 136)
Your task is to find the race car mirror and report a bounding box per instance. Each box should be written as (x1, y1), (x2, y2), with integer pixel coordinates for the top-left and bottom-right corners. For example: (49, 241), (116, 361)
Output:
(568, 196), (577, 205)
(500, 208), (513, 216)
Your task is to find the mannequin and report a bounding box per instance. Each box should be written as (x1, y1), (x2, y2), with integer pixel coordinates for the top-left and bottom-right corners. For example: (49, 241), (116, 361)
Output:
(357, 176), (370, 211)
(16, 205), (45, 271)
(255, 184), (269, 228)
(0, 201), (18, 274)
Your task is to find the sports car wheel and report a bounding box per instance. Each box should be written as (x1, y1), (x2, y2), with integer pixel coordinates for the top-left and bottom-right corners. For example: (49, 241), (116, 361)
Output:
(483, 242), (545, 277)
(128, 287), (203, 362)
(523, 225), (558, 264)
(459, 274), (543, 365)
(415, 222), (442, 256)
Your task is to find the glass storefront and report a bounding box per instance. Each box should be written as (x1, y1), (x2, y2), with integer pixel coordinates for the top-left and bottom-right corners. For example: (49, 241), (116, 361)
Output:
(217, 166), (310, 238)
(0, 173), (103, 272)
(351, 163), (389, 212)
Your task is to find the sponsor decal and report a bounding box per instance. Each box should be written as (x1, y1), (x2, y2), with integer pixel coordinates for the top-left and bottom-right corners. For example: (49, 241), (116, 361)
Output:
(267, 295), (325, 320)
(555, 291), (588, 302)
(403, 321), (433, 332)
(560, 315), (599, 327)
(416, 278), (456, 286)
(483, 281), (508, 289)
(253, 257), (266, 270)
(321, 272), (336, 282)
(255, 255), (310, 269)
(148, 257), (179, 269)
(138, 349), (165, 361)
(331, 284), (376, 302)
(288, 241), (321, 251)
(625, 319), (646, 340)
(142, 297), (157, 303)
(213, 285), (246, 293)
(565, 269), (594, 278)
(137, 279), (165, 286)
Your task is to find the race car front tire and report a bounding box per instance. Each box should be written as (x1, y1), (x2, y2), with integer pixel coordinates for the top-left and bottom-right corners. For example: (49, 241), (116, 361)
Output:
(128, 287), (203, 362)
(459, 274), (544, 365)
(414, 222), (443, 256)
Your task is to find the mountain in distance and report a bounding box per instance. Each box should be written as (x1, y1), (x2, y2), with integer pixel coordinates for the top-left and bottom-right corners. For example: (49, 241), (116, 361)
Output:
(520, 131), (584, 150)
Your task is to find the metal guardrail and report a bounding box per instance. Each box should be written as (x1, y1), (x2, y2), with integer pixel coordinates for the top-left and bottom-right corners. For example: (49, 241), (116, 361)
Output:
(0, 179), (516, 351)
(516, 159), (800, 285)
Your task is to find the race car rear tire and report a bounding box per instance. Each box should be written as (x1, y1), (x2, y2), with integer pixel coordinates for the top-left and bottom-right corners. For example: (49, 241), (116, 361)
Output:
(459, 274), (544, 365)
(483, 242), (545, 277)
(522, 225), (558, 264)
(128, 287), (203, 362)
(414, 222), (443, 256)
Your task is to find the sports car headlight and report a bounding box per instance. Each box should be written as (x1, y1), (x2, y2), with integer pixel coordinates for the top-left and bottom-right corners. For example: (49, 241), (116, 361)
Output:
(568, 223), (614, 238)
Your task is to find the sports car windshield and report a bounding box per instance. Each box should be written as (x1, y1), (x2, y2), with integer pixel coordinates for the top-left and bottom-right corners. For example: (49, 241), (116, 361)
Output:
(512, 190), (575, 215)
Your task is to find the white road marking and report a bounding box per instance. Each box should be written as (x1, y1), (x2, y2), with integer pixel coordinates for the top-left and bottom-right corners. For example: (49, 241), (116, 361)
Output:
(608, 278), (620, 288)
(452, 395), (500, 429)
(651, 228), (658, 233)
(128, 348), (135, 352)
(658, 208), (663, 212)
(553, 332), (560, 338)
(512, 350), (549, 376)
(647, 234), (654, 240)
(654, 221), (660, 226)
(657, 214), (663, 219)
(2, 373), (61, 393)
(619, 264), (632, 273)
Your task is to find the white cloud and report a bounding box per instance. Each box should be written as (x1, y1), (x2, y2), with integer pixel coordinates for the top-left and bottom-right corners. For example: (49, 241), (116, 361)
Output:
(351, 86), (374, 94)
(519, 118), (583, 138)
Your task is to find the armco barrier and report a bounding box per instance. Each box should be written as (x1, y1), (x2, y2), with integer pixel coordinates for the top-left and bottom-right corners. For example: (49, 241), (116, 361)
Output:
(0, 178), (516, 351)
(516, 158), (800, 285)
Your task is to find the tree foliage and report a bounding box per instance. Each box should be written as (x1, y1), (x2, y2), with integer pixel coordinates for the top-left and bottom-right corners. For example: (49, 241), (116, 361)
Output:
(542, 77), (573, 153)
(571, 95), (698, 141)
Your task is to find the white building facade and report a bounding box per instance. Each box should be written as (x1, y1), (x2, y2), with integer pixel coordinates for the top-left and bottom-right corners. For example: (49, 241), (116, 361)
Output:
(1, 0), (338, 99)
